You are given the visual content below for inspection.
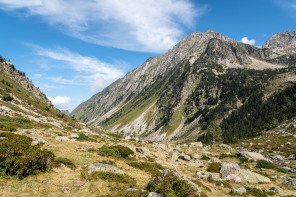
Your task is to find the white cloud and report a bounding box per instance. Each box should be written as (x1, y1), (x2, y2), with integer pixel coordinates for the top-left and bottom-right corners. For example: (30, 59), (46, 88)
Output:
(0, 0), (206, 52)
(48, 96), (71, 110)
(240, 37), (256, 45)
(25, 43), (124, 91)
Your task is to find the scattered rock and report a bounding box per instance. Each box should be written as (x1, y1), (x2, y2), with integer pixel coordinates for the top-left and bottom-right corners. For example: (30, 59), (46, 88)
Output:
(237, 151), (268, 161)
(73, 181), (85, 187)
(195, 171), (221, 181)
(148, 192), (163, 197)
(231, 187), (246, 195)
(237, 169), (270, 183)
(178, 152), (191, 161)
(220, 163), (240, 179)
(88, 163), (124, 174)
(269, 187), (286, 196)
(168, 151), (179, 162)
(55, 136), (70, 142)
(223, 174), (241, 183)
(31, 137), (47, 144)
(190, 142), (203, 147)
(62, 187), (71, 194)
(219, 144), (231, 149)
(70, 133), (79, 138)
(208, 157), (221, 164)
(282, 177), (296, 188)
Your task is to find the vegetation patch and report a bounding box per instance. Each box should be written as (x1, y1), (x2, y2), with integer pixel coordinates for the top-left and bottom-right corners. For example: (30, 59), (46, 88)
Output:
(147, 171), (197, 197)
(107, 133), (123, 139)
(90, 171), (136, 185)
(109, 145), (134, 159)
(51, 157), (76, 169)
(127, 161), (164, 177)
(207, 162), (221, 173)
(255, 160), (276, 169)
(0, 132), (54, 179)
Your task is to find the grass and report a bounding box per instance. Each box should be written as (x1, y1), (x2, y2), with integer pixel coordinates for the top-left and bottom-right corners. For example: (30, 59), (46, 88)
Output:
(127, 161), (164, 177)
(161, 105), (185, 136)
(89, 171), (136, 185)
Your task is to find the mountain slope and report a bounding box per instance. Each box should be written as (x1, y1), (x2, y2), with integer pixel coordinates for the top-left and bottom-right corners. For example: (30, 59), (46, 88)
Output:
(72, 30), (296, 143)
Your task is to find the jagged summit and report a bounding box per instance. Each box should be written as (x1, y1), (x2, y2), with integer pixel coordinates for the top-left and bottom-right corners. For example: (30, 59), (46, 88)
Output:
(263, 30), (296, 54)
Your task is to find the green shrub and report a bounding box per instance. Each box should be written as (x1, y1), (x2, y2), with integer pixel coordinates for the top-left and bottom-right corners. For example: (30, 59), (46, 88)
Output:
(78, 133), (89, 141)
(87, 148), (97, 152)
(51, 157), (76, 169)
(110, 145), (134, 159)
(255, 160), (276, 169)
(107, 133), (123, 139)
(128, 161), (164, 177)
(201, 155), (210, 161)
(90, 171), (136, 185)
(147, 171), (197, 196)
(0, 132), (55, 179)
(277, 167), (288, 173)
(207, 162), (221, 173)
(246, 187), (267, 197)
(2, 95), (13, 102)
(98, 145), (121, 157)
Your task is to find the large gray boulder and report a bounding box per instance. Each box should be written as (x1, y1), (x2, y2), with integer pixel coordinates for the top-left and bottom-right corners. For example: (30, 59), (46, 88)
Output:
(237, 169), (270, 183)
(238, 151), (268, 161)
(88, 163), (124, 174)
(178, 152), (191, 161)
(231, 187), (246, 195)
(220, 163), (240, 179)
(282, 177), (296, 188)
(31, 137), (47, 144)
(168, 151), (179, 162)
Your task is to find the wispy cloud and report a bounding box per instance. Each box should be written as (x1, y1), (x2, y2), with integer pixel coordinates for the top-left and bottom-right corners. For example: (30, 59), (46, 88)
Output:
(240, 37), (256, 45)
(48, 96), (71, 111)
(25, 43), (124, 91)
(274, 0), (296, 16)
(0, 0), (206, 52)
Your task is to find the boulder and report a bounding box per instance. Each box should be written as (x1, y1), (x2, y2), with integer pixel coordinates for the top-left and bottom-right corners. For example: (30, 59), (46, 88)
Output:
(148, 192), (163, 197)
(190, 142), (203, 147)
(208, 157), (221, 164)
(62, 187), (71, 194)
(238, 151), (268, 161)
(220, 163), (240, 179)
(30, 137), (47, 144)
(168, 151), (179, 162)
(231, 187), (246, 195)
(223, 174), (241, 183)
(282, 177), (296, 188)
(237, 169), (270, 183)
(219, 144), (231, 149)
(55, 136), (70, 142)
(272, 155), (284, 161)
(88, 163), (124, 174)
(195, 171), (221, 181)
(269, 187), (286, 196)
(178, 152), (191, 161)
(70, 133), (79, 138)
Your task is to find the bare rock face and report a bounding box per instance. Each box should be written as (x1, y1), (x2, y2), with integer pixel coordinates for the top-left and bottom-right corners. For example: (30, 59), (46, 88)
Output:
(263, 30), (296, 52)
(88, 163), (124, 174)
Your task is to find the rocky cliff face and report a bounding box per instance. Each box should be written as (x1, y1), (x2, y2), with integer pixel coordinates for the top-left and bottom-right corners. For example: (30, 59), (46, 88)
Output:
(263, 30), (296, 53)
(72, 30), (296, 143)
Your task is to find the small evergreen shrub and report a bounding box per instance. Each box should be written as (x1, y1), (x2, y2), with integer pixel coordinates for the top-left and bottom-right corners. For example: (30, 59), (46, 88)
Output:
(246, 187), (267, 197)
(0, 132), (55, 179)
(201, 154), (210, 160)
(255, 160), (276, 169)
(107, 133), (123, 139)
(147, 171), (197, 196)
(51, 157), (76, 169)
(110, 145), (134, 159)
(98, 145), (121, 157)
(128, 161), (164, 177)
(277, 167), (288, 173)
(2, 95), (13, 102)
(78, 133), (89, 141)
(207, 162), (221, 173)
(87, 148), (97, 152)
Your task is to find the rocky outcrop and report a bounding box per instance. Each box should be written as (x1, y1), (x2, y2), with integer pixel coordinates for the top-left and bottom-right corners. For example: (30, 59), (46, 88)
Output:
(263, 30), (296, 52)
(237, 151), (268, 161)
(88, 163), (124, 174)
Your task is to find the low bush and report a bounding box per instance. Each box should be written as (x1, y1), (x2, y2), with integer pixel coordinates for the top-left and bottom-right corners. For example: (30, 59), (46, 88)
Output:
(277, 167), (288, 173)
(207, 162), (221, 173)
(87, 148), (97, 152)
(0, 132), (55, 179)
(201, 155), (210, 161)
(128, 161), (164, 177)
(98, 145), (121, 157)
(110, 145), (134, 159)
(255, 160), (276, 169)
(51, 157), (76, 169)
(246, 187), (267, 197)
(90, 171), (136, 185)
(2, 95), (13, 102)
(78, 133), (89, 141)
(147, 170), (197, 196)
(107, 133), (123, 139)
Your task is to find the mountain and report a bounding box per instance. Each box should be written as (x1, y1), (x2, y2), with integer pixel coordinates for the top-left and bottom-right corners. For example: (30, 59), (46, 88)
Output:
(61, 109), (71, 115)
(72, 30), (296, 143)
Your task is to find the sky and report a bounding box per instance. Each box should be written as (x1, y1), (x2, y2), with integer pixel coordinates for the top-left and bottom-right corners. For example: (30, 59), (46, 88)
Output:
(0, 0), (295, 112)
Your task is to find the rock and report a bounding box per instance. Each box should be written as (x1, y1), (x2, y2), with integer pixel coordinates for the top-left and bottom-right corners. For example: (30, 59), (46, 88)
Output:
(155, 161), (176, 170)
(30, 137), (47, 144)
(272, 155), (284, 161)
(237, 169), (270, 183)
(269, 187), (286, 196)
(148, 192), (163, 197)
(186, 160), (205, 168)
(125, 136), (132, 140)
(168, 151), (179, 162)
(195, 171), (221, 181)
(282, 177), (296, 188)
(55, 136), (70, 142)
(223, 174), (241, 183)
(220, 163), (240, 179)
(219, 144), (231, 149)
(190, 142), (203, 147)
(231, 187), (246, 195)
(73, 181), (85, 187)
(287, 154), (295, 160)
(62, 187), (71, 194)
(136, 147), (151, 156)
(208, 157), (221, 164)
(70, 133), (79, 138)
(178, 152), (191, 161)
(88, 163), (124, 174)
(237, 151), (268, 161)
(192, 154), (200, 159)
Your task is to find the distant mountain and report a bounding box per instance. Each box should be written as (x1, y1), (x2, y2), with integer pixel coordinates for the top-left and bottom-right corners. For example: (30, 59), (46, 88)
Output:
(60, 110), (71, 115)
(72, 30), (296, 143)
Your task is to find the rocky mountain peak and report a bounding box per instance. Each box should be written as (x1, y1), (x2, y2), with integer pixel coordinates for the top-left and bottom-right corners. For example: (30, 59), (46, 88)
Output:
(263, 30), (296, 53)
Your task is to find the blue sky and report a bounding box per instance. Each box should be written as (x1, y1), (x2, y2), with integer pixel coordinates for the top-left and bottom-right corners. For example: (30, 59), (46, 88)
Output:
(0, 0), (295, 111)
